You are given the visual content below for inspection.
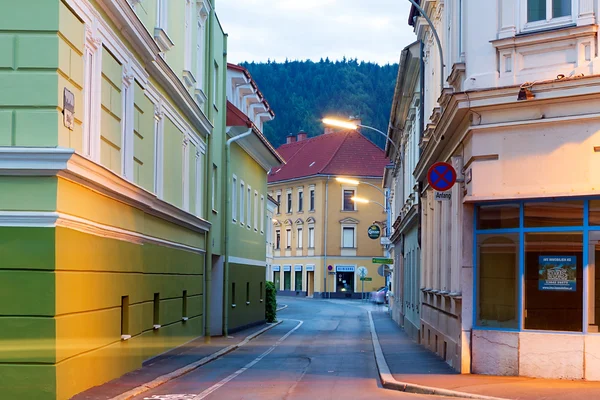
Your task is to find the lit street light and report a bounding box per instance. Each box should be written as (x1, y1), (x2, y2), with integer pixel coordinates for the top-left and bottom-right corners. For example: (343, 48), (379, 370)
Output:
(336, 176), (385, 196)
(351, 196), (385, 210)
(322, 118), (398, 153)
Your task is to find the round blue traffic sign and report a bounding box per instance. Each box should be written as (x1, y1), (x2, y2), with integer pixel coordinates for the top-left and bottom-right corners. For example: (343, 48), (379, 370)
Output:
(427, 162), (456, 192)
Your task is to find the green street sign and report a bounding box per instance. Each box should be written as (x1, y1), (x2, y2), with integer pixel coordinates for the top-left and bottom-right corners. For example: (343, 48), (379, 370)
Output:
(360, 277), (372, 281)
(368, 224), (381, 239)
(372, 257), (393, 264)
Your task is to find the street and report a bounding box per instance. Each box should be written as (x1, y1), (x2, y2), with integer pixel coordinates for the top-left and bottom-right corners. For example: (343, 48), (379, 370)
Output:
(131, 298), (447, 400)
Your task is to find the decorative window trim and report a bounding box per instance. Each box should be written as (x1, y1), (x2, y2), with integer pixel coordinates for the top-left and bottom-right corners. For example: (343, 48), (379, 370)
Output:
(520, 0), (578, 34)
(342, 186), (357, 211)
(341, 224), (357, 249)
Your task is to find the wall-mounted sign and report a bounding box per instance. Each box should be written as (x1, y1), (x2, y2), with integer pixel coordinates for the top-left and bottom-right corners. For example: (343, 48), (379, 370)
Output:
(63, 88), (75, 130)
(368, 224), (381, 239)
(336, 266), (355, 272)
(373, 257), (394, 264)
(328, 265), (333, 271)
(306, 265), (315, 272)
(539, 256), (576, 291)
(427, 162), (457, 192)
(272, 266), (280, 272)
(360, 277), (373, 281)
(435, 191), (451, 202)
(294, 265), (302, 271)
(283, 265), (291, 272)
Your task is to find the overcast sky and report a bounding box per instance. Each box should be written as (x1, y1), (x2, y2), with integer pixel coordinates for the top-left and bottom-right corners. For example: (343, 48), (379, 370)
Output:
(216, 0), (416, 66)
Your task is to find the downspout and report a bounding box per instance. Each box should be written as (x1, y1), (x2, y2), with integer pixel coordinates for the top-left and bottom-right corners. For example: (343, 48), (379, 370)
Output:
(223, 128), (253, 336)
(324, 176), (330, 298)
(419, 39), (425, 157)
(204, 131), (213, 343)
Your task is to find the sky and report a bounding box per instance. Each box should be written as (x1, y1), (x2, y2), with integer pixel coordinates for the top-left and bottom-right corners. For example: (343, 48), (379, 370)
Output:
(216, 0), (416, 66)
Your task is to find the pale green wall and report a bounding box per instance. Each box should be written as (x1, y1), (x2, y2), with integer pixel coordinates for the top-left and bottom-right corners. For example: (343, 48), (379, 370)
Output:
(135, 0), (156, 36)
(166, 0), (185, 83)
(229, 142), (268, 262)
(162, 117), (184, 208)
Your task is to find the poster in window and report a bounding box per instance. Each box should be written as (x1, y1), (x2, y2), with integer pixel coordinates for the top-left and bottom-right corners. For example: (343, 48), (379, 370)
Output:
(538, 256), (576, 292)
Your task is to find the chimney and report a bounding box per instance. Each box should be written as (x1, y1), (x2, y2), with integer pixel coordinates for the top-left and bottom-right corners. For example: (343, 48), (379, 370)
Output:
(286, 133), (296, 144)
(297, 131), (308, 141)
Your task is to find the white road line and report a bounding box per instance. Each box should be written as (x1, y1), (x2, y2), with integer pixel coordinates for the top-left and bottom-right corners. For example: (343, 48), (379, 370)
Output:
(192, 320), (304, 400)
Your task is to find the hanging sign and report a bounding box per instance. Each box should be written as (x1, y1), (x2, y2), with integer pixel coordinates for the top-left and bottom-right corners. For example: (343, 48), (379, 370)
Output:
(368, 224), (381, 239)
(539, 256), (576, 291)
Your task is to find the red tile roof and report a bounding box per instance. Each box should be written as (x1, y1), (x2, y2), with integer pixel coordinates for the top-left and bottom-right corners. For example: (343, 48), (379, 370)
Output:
(268, 130), (389, 183)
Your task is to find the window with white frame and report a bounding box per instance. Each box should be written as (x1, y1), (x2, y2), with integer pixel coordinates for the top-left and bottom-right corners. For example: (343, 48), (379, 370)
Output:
(276, 193), (281, 214)
(213, 61), (218, 107)
(524, 0), (573, 28)
(297, 227), (303, 248)
(157, 0), (168, 31)
(309, 187), (315, 211)
(298, 189), (303, 212)
(260, 195), (265, 234)
(183, 0), (195, 88)
(342, 226), (356, 248)
(343, 189), (356, 211)
(287, 190), (292, 213)
(247, 185), (252, 228)
(254, 190), (259, 231)
(240, 181), (245, 225)
(308, 226), (315, 248)
(276, 229), (281, 249)
(195, 1), (209, 101)
(232, 176), (237, 222)
(286, 229), (292, 249)
(195, 150), (204, 218)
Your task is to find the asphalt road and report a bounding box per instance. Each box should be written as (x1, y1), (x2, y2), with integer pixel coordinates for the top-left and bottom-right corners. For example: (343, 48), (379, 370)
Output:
(132, 297), (449, 400)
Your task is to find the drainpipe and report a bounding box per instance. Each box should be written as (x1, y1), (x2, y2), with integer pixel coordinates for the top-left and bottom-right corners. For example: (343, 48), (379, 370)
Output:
(324, 176), (330, 298)
(223, 127), (253, 336)
(204, 132), (213, 343)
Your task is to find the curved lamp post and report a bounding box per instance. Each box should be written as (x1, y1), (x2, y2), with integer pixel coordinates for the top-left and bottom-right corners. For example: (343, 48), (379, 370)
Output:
(322, 118), (398, 153)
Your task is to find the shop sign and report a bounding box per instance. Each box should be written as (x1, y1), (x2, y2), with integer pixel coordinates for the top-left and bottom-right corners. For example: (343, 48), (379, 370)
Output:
(368, 224), (381, 239)
(272, 266), (280, 272)
(306, 265), (315, 271)
(294, 265), (302, 271)
(539, 256), (576, 291)
(372, 257), (394, 264)
(283, 265), (291, 272)
(435, 191), (451, 202)
(336, 266), (355, 272)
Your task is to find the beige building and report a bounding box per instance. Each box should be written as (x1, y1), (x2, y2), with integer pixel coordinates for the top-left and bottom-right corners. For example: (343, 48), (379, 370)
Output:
(268, 127), (390, 298)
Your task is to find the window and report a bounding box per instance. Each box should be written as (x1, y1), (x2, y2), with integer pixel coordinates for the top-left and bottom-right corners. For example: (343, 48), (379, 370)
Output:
(240, 181), (245, 225)
(477, 204), (519, 230)
(310, 188), (315, 211)
(121, 296), (130, 336)
(308, 227), (315, 248)
(211, 164), (217, 211)
(343, 189), (356, 211)
(295, 267), (303, 291)
(247, 186), (252, 228)
(195, 2), (209, 97)
(342, 227), (355, 248)
(260, 282), (264, 301)
(232, 176), (237, 222)
(231, 282), (236, 305)
(297, 228), (303, 248)
(527, 0), (571, 22)
(276, 193), (281, 214)
(276, 229), (281, 249)
(246, 282), (250, 304)
(213, 62), (218, 106)
(153, 293), (160, 327)
(254, 191), (259, 231)
(298, 190), (304, 212)
(157, 0), (168, 31)
(524, 201), (583, 228)
(260, 195), (265, 234)
(476, 234), (519, 329)
(286, 229), (292, 249)
(182, 290), (188, 319)
(287, 192), (292, 213)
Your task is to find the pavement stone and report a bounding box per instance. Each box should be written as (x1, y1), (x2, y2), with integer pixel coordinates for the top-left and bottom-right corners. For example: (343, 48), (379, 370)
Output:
(71, 324), (272, 400)
(371, 311), (600, 400)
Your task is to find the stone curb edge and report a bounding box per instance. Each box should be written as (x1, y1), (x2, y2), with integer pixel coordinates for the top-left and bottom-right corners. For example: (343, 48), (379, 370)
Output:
(110, 320), (284, 400)
(277, 304), (288, 311)
(367, 311), (510, 400)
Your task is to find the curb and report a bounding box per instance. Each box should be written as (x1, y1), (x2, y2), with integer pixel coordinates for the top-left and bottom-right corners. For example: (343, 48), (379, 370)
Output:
(277, 304), (288, 311)
(367, 311), (509, 400)
(110, 320), (284, 400)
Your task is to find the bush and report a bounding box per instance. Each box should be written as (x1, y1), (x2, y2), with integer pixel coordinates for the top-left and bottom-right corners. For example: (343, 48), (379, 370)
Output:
(265, 281), (277, 323)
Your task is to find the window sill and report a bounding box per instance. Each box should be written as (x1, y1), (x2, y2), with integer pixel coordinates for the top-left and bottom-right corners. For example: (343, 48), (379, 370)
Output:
(340, 247), (357, 250)
(154, 27), (174, 53)
(183, 70), (196, 89)
(297, 211), (304, 214)
(493, 23), (592, 51)
(341, 210), (357, 213)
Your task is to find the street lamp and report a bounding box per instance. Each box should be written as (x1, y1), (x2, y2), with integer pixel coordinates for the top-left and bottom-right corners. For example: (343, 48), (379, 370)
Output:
(351, 196), (385, 210)
(336, 177), (385, 196)
(322, 118), (399, 153)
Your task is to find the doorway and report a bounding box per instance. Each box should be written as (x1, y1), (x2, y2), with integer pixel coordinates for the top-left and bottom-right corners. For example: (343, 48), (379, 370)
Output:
(307, 271), (314, 297)
(274, 271), (281, 291)
(336, 271), (355, 293)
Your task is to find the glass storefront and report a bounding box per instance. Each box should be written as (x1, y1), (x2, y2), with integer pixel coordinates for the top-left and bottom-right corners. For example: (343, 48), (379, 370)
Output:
(474, 200), (595, 333)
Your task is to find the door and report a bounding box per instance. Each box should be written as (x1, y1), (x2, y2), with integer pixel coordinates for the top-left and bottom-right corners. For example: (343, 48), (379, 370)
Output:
(307, 271), (314, 297)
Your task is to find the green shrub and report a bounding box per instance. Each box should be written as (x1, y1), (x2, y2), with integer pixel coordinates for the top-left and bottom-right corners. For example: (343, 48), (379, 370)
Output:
(265, 281), (277, 323)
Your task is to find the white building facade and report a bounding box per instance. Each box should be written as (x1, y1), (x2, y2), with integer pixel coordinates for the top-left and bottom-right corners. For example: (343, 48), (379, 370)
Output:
(410, 0), (600, 380)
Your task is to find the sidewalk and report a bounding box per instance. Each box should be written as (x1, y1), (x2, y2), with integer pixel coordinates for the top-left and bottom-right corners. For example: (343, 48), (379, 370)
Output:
(73, 323), (278, 400)
(371, 311), (600, 400)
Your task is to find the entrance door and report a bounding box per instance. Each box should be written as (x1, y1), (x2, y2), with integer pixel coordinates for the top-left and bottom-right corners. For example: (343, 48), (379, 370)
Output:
(307, 271), (314, 297)
(274, 271), (280, 291)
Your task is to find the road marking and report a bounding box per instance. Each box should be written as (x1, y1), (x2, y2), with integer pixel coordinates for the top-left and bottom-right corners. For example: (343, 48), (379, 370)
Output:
(191, 319), (304, 400)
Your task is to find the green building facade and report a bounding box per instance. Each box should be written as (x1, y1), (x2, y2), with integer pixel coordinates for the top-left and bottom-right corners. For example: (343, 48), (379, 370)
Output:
(0, 0), (231, 398)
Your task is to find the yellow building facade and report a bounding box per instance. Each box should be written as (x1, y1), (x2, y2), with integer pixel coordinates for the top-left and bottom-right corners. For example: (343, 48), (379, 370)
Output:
(268, 129), (390, 298)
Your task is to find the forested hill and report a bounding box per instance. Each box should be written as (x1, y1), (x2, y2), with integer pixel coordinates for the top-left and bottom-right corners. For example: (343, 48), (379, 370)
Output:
(240, 59), (398, 149)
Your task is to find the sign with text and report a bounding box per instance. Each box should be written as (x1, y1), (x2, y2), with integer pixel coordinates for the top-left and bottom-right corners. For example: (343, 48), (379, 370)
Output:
(360, 277), (372, 281)
(294, 265), (302, 271)
(368, 224), (381, 239)
(336, 266), (355, 272)
(306, 265), (315, 272)
(283, 265), (291, 272)
(434, 191), (451, 202)
(272, 266), (280, 272)
(539, 256), (576, 291)
(372, 257), (394, 264)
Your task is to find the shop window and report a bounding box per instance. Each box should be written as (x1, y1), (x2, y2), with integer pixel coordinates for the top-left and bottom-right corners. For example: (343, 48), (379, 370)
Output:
(246, 282), (250, 304)
(524, 201), (583, 228)
(232, 282), (236, 305)
(476, 234), (519, 329)
(587, 200), (600, 226)
(477, 204), (519, 230)
(524, 232), (583, 332)
(589, 231), (600, 332)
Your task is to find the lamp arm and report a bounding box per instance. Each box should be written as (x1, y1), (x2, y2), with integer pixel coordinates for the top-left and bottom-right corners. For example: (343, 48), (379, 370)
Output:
(358, 124), (398, 153)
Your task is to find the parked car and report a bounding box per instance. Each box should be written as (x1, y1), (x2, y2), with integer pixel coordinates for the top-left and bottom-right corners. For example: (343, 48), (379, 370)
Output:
(370, 286), (388, 304)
